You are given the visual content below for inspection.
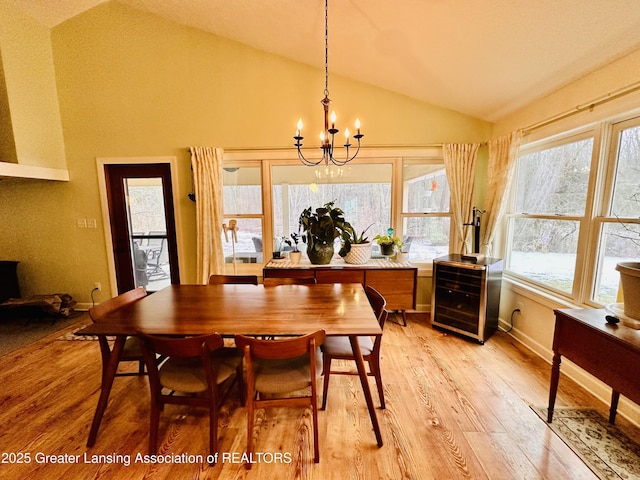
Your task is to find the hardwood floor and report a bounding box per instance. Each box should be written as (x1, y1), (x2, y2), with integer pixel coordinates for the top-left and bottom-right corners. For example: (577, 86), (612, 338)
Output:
(0, 312), (634, 479)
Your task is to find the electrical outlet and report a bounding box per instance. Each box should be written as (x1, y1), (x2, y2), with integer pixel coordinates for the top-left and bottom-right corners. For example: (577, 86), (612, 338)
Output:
(94, 282), (102, 291)
(516, 301), (524, 317)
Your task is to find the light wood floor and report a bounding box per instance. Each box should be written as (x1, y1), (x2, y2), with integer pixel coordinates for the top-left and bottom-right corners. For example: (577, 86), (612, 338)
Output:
(1, 313), (637, 479)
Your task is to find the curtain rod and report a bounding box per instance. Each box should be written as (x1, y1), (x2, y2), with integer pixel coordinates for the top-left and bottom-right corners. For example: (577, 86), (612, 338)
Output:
(187, 143), (445, 153)
(524, 80), (640, 134)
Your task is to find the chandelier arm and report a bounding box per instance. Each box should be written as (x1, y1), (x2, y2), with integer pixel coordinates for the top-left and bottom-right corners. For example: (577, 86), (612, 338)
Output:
(296, 146), (325, 166)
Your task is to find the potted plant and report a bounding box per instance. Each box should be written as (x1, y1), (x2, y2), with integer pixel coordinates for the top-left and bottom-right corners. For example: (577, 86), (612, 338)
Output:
(373, 229), (402, 257)
(299, 201), (352, 265)
(339, 224), (373, 265)
(615, 200), (640, 320)
(285, 232), (302, 264)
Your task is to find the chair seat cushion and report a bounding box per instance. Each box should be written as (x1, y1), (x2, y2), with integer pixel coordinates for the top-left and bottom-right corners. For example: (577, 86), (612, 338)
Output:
(253, 348), (323, 394)
(159, 348), (241, 393)
(122, 336), (143, 358)
(321, 336), (374, 357)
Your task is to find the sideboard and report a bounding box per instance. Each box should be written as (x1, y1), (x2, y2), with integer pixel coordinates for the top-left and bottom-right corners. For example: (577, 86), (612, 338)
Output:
(263, 259), (417, 325)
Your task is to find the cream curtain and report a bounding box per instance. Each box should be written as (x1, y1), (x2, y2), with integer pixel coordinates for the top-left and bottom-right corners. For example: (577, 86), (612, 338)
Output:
(481, 130), (523, 255)
(189, 147), (225, 284)
(443, 143), (480, 254)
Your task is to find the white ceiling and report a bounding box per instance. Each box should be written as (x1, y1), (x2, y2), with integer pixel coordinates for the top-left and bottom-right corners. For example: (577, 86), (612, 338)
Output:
(9, 0), (640, 122)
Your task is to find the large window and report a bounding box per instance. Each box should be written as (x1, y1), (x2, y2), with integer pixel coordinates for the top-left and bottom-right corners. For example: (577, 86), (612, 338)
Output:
(507, 135), (594, 295)
(221, 165), (264, 264)
(271, 163), (392, 260)
(593, 119), (640, 304)
(506, 117), (640, 305)
(221, 150), (451, 268)
(401, 161), (451, 262)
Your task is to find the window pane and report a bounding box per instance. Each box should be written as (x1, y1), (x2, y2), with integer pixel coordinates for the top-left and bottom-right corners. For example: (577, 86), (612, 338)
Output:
(593, 221), (640, 304)
(403, 164), (450, 213)
(271, 164), (392, 255)
(402, 216), (450, 262)
(514, 138), (593, 215)
(221, 217), (263, 264)
(508, 218), (580, 293)
(611, 125), (640, 217)
(223, 167), (262, 214)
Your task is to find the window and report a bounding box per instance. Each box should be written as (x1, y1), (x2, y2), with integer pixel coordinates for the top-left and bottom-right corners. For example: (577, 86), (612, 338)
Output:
(506, 135), (594, 295)
(271, 163), (392, 260)
(221, 165), (264, 264)
(401, 161), (451, 262)
(221, 149), (451, 268)
(506, 117), (640, 305)
(592, 119), (640, 304)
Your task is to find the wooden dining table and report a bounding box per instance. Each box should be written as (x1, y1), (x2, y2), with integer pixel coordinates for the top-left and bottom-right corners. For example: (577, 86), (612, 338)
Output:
(76, 283), (384, 448)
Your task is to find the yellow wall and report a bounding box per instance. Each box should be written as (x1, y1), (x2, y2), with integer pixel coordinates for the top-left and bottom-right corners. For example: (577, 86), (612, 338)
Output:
(0, 2), (66, 169)
(0, 1), (492, 303)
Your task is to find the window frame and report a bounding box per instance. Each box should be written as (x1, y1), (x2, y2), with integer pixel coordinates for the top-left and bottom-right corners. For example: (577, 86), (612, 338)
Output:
(221, 147), (449, 272)
(504, 116), (640, 306)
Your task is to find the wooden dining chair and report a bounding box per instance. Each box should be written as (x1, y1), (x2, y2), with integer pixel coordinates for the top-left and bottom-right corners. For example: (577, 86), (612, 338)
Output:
(208, 274), (259, 285)
(262, 276), (317, 286)
(137, 331), (243, 457)
(234, 330), (326, 467)
(88, 287), (148, 379)
(321, 286), (388, 410)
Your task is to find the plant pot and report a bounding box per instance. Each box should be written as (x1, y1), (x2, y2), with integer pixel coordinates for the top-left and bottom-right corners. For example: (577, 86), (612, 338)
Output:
(344, 242), (372, 265)
(395, 252), (409, 263)
(379, 242), (395, 256)
(289, 251), (302, 264)
(616, 262), (640, 320)
(307, 244), (334, 265)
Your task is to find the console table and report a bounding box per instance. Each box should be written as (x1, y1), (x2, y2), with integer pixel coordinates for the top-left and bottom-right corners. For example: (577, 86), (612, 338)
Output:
(263, 259), (417, 325)
(548, 308), (640, 424)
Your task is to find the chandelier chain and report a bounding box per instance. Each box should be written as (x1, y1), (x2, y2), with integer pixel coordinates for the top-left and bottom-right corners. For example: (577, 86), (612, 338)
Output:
(293, 0), (364, 166)
(324, 0), (329, 97)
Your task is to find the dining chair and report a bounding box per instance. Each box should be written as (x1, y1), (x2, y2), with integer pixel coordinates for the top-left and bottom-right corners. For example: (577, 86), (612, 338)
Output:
(321, 286), (388, 410)
(137, 331), (243, 457)
(208, 274), (259, 285)
(262, 276), (317, 286)
(88, 287), (148, 379)
(234, 330), (326, 467)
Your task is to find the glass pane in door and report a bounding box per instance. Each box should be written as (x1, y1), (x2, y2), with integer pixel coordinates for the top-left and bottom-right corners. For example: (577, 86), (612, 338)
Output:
(126, 177), (172, 291)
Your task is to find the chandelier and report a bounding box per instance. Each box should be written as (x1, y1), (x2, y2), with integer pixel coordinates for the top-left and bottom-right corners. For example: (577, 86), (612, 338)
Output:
(293, 0), (364, 166)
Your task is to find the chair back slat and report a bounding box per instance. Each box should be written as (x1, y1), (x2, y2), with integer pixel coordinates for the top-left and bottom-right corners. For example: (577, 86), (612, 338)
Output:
(364, 286), (387, 327)
(138, 331), (224, 358)
(235, 330), (326, 359)
(263, 277), (317, 286)
(89, 287), (147, 322)
(208, 275), (258, 285)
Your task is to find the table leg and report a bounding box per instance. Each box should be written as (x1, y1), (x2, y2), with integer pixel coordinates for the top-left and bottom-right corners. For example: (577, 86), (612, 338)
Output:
(349, 335), (383, 447)
(87, 335), (126, 447)
(609, 390), (620, 424)
(547, 352), (561, 423)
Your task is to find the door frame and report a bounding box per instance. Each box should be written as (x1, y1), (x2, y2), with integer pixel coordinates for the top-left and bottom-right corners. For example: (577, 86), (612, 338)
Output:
(97, 156), (185, 296)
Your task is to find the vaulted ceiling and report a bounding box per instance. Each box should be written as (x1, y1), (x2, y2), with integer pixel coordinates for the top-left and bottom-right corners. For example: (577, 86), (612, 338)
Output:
(9, 0), (640, 122)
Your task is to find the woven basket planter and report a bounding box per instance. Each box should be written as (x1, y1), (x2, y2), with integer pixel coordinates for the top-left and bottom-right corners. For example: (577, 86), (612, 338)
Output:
(344, 242), (372, 265)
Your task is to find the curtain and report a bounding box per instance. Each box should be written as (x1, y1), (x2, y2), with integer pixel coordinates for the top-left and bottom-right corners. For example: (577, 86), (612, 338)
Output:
(481, 130), (523, 255)
(189, 147), (225, 284)
(443, 143), (480, 254)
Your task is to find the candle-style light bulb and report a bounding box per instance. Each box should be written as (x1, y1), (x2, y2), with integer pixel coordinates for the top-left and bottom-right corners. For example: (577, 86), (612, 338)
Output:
(320, 131), (325, 142)
(296, 119), (303, 136)
(345, 127), (350, 142)
(330, 111), (336, 128)
(355, 118), (361, 134)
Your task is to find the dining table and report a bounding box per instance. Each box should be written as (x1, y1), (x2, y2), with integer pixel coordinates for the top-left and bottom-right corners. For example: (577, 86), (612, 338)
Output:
(76, 282), (384, 448)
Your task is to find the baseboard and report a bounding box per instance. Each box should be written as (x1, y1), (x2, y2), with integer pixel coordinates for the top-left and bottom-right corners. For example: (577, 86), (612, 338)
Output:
(498, 317), (640, 429)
